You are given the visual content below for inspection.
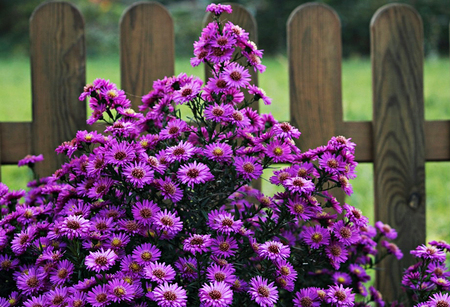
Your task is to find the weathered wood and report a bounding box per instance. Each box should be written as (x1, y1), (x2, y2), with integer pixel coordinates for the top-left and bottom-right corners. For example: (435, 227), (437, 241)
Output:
(288, 3), (343, 151)
(120, 2), (174, 110)
(0, 123), (32, 165)
(203, 3), (259, 112)
(372, 4), (425, 302)
(30, 1), (86, 178)
(342, 122), (373, 162)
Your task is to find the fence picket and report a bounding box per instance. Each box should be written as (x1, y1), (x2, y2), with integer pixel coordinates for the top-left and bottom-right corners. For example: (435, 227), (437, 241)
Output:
(120, 1), (174, 110)
(371, 4), (425, 301)
(29, 1), (86, 178)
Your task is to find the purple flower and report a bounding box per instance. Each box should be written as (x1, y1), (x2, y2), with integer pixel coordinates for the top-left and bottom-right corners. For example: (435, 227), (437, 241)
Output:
(276, 259), (298, 282)
(204, 142), (233, 162)
(107, 278), (136, 302)
(60, 215), (91, 239)
(211, 235), (238, 258)
(258, 240), (291, 261)
(132, 243), (161, 265)
(223, 62), (251, 88)
(23, 295), (47, 307)
(85, 248), (118, 273)
(265, 139), (292, 162)
(46, 286), (70, 306)
(50, 259), (75, 285)
(248, 85), (272, 105)
(332, 272), (352, 286)
(287, 196), (315, 221)
(132, 199), (160, 226)
(175, 256), (198, 280)
(153, 282), (187, 307)
(369, 286), (385, 307)
(248, 276), (279, 307)
(152, 209), (183, 238)
(429, 292), (450, 307)
(411, 244), (446, 262)
(16, 266), (46, 295)
(87, 284), (109, 307)
(235, 156), (263, 181)
(381, 240), (403, 260)
(283, 176), (315, 195)
(18, 154), (44, 167)
(326, 241), (349, 270)
(206, 3), (232, 15)
(160, 119), (188, 140)
(318, 152), (346, 174)
(183, 234), (212, 254)
(145, 262), (176, 284)
(348, 264), (370, 282)
(105, 232), (130, 250)
(105, 140), (135, 166)
(157, 177), (184, 203)
(301, 225), (330, 249)
(204, 103), (234, 123)
(332, 220), (359, 246)
(375, 221), (398, 240)
(272, 122), (301, 139)
(325, 284), (355, 307)
(209, 211), (243, 234)
(293, 288), (321, 307)
(123, 161), (154, 188)
(206, 263), (236, 284)
(172, 78), (202, 105)
(199, 281), (234, 307)
(177, 161), (214, 188)
(166, 141), (196, 163)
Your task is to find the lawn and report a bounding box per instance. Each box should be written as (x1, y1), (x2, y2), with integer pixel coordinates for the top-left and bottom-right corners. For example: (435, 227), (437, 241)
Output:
(1, 55), (450, 243)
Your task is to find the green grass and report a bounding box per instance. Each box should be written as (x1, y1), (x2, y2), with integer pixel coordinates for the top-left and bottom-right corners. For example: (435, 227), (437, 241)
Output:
(1, 54), (450, 244)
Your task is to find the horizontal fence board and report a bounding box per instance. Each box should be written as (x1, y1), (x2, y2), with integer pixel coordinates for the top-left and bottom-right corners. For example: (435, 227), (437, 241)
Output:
(342, 122), (373, 162)
(424, 120), (450, 161)
(0, 123), (32, 164)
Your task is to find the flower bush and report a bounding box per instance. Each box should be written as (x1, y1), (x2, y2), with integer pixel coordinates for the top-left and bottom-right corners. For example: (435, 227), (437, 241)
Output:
(0, 3), (412, 307)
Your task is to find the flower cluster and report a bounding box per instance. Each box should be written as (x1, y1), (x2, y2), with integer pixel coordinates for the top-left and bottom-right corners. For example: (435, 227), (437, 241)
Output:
(0, 4), (404, 307)
(402, 241), (450, 307)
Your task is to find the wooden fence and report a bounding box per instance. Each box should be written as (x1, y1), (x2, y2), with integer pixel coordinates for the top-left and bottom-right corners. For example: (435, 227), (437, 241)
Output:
(0, 0), (447, 302)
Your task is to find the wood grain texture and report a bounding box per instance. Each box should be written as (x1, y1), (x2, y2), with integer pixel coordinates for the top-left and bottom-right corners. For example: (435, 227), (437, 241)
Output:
(288, 3), (343, 151)
(30, 1), (86, 178)
(203, 3), (259, 112)
(371, 4), (425, 301)
(120, 2), (174, 110)
(0, 123), (32, 165)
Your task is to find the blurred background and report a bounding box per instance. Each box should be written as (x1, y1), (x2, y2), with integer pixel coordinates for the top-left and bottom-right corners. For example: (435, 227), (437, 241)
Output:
(1, 0), (450, 244)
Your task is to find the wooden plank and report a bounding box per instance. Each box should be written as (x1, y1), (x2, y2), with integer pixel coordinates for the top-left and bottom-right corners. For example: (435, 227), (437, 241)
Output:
(30, 1), (86, 178)
(371, 4), (425, 301)
(288, 3), (346, 203)
(342, 122), (373, 162)
(424, 120), (450, 161)
(120, 2), (174, 110)
(288, 3), (343, 150)
(0, 123), (32, 165)
(203, 3), (259, 112)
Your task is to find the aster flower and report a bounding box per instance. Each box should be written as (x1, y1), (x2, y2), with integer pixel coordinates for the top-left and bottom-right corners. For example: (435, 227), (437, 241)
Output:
(132, 200), (160, 226)
(276, 259), (298, 282)
(199, 283), (235, 307)
(318, 152), (346, 175)
(348, 264), (370, 282)
(132, 243), (161, 265)
(332, 220), (360, 246)
(172, 78), (202, 105)
(177, 161), (214, 188)
(411, 244), (446, 262)
(123, 161), (154, 188)
(107, 278), (136, 303)
(206, 264), (236, 284)
(375, 221), (398, 240)
(160, 119), (188, 140)
(265, 139), (292, 163)
(293, 288), (321, 307)
(120, 255), (144, 276)
(204, 142), (233, 162)
(204, 103), (234, 123)
(166, 141), (196, 163)
(157, 177), (184, 203)
(11, 226), (36, 255)
(301, 225), (331, 249)
(153, 282), (187, 307)
(223, 62), (251, 88)
(211, 236), (238, 258)
(23, 295), (47, 307)
(429, 292), (450, 307)
(287, 196), (315, 221)
(60, 215), (91, 239)
(0, 254), (19, 271)
(272, 122), (301, 139)
(152, 209), (183, 238)
(145, 262), (176, 284)
(46, 286), (70, 306)
(325, 284), (355, 307)
(369, 286), (385, 307)
(105, 232), (131, 250)
(248, 276), (279, 307)
(50, 259), (75, 285)
(206, 3), (232, 15)
(234, 156), (263, 181)
(283, 176), (315, 195)
(230, 109), (251, 128)
(87, 284), (109, 307)
(18, 154), (44, 167)
(209, 211), (243, 234)
(248, 84), (271, 105)
(258, 240), (291, 261)
(175, 256), (198, 280)
(85, 248), (118, 273)
(16, 266), (46, 295)
(381, 240), (403, 260)
(183, 234), (212, 254)
(326, 241), (349, 270)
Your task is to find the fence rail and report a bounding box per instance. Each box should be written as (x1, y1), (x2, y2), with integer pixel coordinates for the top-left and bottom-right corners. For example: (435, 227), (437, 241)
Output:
(0, 0), (448, 302)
